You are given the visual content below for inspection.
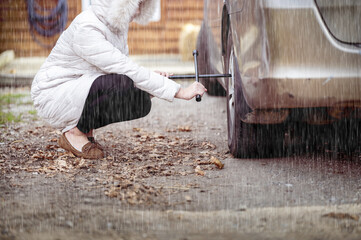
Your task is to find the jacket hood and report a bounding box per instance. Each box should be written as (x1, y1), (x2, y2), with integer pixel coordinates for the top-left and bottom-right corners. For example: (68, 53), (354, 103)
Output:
(91, 0), (158, 32)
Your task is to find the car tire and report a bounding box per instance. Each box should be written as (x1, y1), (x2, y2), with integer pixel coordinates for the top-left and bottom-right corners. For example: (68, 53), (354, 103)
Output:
(196, 23), (226, 96)
(225, 27), (285, 158)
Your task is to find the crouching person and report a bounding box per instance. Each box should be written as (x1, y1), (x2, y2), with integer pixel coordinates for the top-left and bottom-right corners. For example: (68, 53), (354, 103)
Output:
(31, 0), (207, 159)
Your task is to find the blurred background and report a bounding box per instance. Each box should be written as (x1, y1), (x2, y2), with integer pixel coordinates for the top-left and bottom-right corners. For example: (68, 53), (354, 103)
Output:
(0, 0), (204, 86)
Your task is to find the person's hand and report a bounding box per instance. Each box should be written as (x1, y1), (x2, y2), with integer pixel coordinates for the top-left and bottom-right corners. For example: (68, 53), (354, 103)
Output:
(175, 82), (207, 100)
(155, 70), (173, 78)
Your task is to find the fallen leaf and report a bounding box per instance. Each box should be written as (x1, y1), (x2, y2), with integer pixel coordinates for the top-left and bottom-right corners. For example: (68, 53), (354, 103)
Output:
(154, 134), (166, 139)
(46, 144), (58, 150)
(78, 159), (87, 169)
(31, 153), (45, 160)
(185, 195), (192, 202)
(106, 187), (119, 198)
(322, 212), (359, 221)
(211, 156), (224, 169)
(56, 159), (68, 169)
(195, 165), (205, 176)
(178, 126), (192, 132)
(63, 152), (76, 158)
(45, 153), (56, 160)
(49, 130), (62, 135)
(201, 142), (216, 149)
(169, 141), (179, 146)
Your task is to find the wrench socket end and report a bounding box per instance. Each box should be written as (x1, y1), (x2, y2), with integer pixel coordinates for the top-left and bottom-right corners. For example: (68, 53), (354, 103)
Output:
(196, 95), (202, 102)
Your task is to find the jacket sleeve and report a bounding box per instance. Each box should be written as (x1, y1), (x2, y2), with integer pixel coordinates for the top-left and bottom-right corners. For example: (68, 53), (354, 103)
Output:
(72, 23), (180, 101)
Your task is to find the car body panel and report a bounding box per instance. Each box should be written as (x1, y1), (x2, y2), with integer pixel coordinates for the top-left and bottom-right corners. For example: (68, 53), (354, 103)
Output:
(204, 0), (223, 79)
(315, 0), (361, 44)
(201, 0), (361, 111)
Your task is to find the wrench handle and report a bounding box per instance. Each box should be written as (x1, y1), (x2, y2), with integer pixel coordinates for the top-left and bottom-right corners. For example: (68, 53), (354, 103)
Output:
(193, 50), (201, 102)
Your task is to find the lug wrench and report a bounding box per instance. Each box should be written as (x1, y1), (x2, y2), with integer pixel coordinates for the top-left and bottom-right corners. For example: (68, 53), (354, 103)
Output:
(169, 50), (232, 102)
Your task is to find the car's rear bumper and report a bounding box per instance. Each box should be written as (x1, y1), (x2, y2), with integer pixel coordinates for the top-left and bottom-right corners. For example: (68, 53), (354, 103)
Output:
(242, 74), (361, 110)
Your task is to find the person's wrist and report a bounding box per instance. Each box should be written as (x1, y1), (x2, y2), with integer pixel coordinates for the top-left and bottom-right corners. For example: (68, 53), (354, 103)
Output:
(175, 88), (184, 99)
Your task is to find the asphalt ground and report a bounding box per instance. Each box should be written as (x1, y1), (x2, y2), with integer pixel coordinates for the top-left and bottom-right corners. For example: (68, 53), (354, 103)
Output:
(1, 83), (360, 239)
(0, 56), (361, 239)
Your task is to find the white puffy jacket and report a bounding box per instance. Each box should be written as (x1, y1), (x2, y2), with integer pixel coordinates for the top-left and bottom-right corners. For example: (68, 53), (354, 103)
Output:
(31, 0), (181, 133)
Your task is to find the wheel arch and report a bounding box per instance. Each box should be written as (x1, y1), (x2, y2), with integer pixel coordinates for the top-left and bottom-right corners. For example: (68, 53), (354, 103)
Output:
(221, 3), (231, 57)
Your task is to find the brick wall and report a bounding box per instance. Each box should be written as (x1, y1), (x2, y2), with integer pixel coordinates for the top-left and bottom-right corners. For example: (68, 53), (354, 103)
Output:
(0, 0), (204, 57)
(128, 0), (204, 54)
(0, 0), (82, 57)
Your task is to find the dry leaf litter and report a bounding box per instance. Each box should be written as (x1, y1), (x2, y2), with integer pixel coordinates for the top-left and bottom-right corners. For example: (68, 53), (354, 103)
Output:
(0, 125), (225, 205)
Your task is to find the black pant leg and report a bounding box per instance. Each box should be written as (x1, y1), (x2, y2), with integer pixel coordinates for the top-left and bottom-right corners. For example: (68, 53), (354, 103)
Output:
(77, 74), (152, 133)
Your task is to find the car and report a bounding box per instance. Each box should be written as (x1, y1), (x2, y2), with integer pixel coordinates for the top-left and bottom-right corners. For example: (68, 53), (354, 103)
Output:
(196, 0), (361, 158)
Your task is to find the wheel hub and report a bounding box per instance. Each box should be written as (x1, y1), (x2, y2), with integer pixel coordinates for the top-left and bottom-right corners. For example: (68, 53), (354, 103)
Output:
(228, 49), (236, 137)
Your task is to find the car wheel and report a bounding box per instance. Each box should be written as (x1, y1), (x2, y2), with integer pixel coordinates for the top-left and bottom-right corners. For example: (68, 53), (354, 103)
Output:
(225, 29), (285, 158)
(196, 23), (226, 96)
(226, 48), (255, 157)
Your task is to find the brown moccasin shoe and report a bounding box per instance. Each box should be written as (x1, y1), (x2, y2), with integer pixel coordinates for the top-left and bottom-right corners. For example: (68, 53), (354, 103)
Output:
(88, 137), (103, 150)
(58, 134), (104, 159)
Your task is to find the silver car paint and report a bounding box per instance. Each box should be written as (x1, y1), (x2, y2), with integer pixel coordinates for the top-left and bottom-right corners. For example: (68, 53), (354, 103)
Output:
(219, 0), (361, 110)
